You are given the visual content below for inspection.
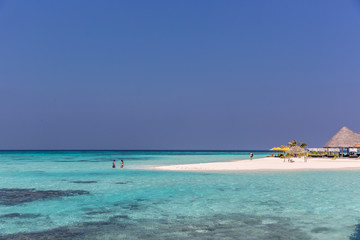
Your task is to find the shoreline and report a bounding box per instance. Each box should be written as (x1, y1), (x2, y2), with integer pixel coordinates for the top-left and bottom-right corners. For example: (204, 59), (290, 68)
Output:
(150, 157), (360, 172)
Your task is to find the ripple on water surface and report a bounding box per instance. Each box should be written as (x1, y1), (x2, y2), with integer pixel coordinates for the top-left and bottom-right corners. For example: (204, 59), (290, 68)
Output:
(1, 151), (360, 240)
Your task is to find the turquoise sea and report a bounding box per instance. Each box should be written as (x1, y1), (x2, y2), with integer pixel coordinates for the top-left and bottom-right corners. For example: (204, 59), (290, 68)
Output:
(1, 151), (360, 240)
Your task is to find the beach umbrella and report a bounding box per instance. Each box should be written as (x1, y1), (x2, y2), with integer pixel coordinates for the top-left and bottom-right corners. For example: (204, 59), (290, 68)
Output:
(353, 144), (360, 148)
(270, 147), (289, 158)
(279, 147), (289, 151)
(270, 147), (288, 151)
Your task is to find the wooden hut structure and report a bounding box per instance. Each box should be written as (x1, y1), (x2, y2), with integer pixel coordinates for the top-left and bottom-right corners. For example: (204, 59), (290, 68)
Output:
(323, 126), (360, 156)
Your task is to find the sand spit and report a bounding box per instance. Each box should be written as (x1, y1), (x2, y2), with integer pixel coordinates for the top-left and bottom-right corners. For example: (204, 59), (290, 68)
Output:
(152, 157), (360, 172)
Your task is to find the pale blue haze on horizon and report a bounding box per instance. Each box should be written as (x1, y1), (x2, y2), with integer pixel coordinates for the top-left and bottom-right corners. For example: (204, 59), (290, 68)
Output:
(0, 0), (360, 150)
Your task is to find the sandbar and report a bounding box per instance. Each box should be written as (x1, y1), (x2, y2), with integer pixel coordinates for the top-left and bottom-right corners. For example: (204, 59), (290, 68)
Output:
(152, 157), (360, 172)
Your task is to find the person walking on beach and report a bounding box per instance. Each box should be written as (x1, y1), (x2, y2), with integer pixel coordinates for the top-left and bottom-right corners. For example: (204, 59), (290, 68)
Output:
(250, 152), (253, 160)
(120, 160), (124, 169)
(112, 160), (116, 168)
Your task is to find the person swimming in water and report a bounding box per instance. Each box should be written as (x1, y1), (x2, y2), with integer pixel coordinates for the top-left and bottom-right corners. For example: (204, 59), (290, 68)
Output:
(112, 160), (116, 168)
(120, 160), (124, 168)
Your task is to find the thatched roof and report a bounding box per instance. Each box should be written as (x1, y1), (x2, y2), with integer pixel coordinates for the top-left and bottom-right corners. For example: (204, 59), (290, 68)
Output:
(323, 126), (360, 148)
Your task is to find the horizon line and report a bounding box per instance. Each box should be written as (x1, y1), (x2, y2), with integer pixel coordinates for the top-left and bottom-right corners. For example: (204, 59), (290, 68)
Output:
(0, 149), (271, 152)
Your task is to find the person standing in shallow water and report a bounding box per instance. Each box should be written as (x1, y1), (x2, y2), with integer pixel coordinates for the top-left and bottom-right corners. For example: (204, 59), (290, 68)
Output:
(112, 160), (116, 168)
(120, 160), (124, 168)
(250, 152), (253, 160)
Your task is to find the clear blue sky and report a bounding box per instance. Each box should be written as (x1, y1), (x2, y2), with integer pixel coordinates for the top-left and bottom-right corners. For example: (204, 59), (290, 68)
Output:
(0, 0), (359, 150)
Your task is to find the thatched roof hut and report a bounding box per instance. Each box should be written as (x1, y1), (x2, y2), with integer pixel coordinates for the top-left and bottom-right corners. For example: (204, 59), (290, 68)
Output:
(323, 126), (360, 148)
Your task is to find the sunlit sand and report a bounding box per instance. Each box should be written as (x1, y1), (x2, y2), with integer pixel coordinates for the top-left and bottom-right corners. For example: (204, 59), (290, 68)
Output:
(152, 157), (360, 172)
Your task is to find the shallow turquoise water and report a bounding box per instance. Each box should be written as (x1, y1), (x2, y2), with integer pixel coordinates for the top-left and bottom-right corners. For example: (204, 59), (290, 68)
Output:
(1, 151), (360, 239)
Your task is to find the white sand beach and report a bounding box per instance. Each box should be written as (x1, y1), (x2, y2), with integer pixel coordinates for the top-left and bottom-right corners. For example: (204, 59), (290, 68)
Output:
(153, 157), (360, 172)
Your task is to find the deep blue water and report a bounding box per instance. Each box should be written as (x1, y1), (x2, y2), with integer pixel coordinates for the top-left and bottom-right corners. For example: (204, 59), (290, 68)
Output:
(0, 150), (360, 239)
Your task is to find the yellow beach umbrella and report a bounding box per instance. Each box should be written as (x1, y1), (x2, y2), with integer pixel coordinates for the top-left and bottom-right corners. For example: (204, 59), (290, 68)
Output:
(280, 147), (289, 151)
(353, 144), (360, 148)
(270, 147), (289, 151)
(270, 147), (280, 151)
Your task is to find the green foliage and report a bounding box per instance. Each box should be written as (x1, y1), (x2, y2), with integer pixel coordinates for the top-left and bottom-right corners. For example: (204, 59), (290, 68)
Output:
(288, 140), (297, 147)
(287, 140), (307, 148)
(300, 142), (308, 148)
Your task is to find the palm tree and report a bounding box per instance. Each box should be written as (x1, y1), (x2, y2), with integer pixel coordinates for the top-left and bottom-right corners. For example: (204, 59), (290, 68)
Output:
(299, 142), (308, 148)
(288, 140), (297, 147)
(287, 140), (307, 148)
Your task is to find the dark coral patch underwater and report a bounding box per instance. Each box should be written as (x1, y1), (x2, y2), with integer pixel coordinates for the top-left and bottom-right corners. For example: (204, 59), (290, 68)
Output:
(0, 213), (312, 240)
(0, 188), (89, 205)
